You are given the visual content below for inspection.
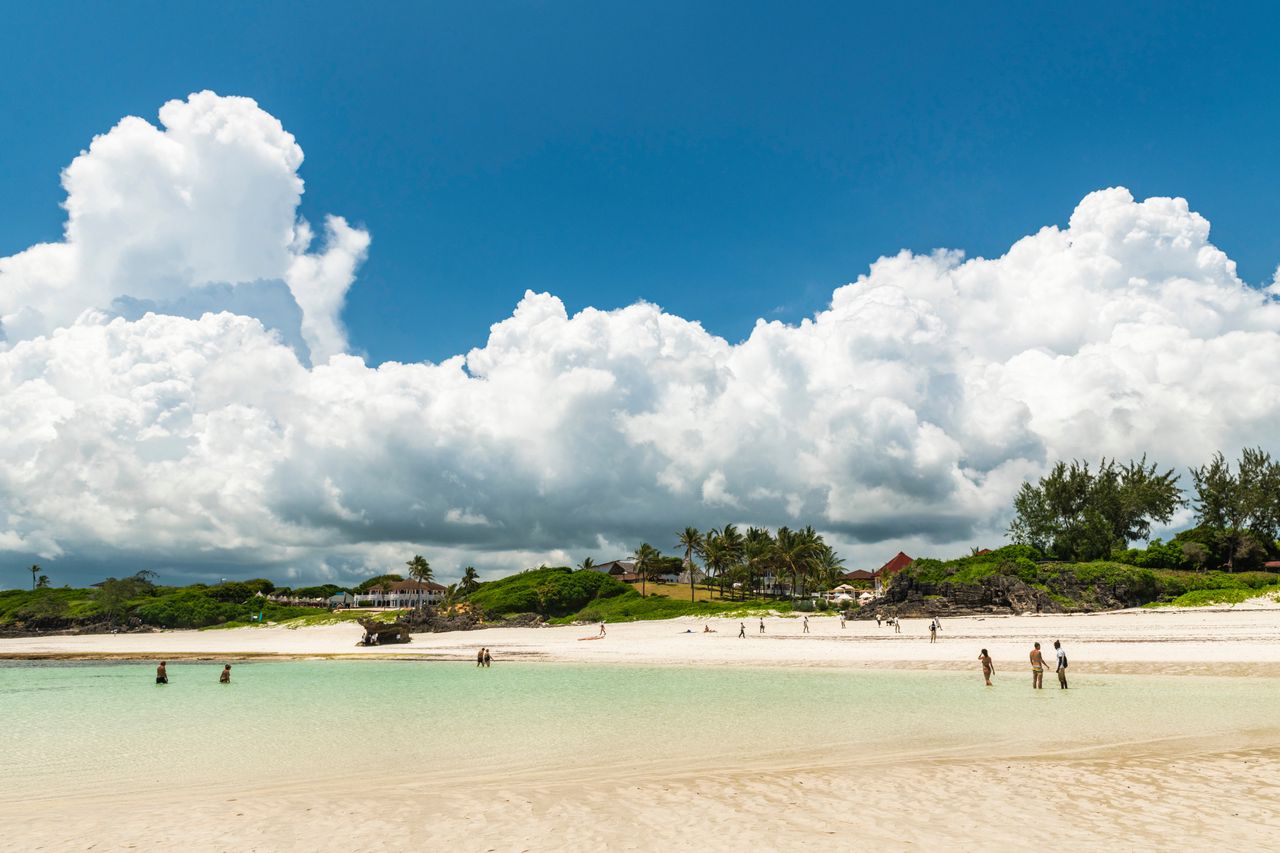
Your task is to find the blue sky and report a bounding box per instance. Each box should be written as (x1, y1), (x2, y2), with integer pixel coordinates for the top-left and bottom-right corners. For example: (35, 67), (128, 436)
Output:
(2, 4), (1280, 586)
(3, 2), (1279, 365)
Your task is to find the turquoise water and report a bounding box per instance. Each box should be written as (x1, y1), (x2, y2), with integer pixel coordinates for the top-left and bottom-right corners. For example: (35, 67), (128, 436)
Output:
(2, 662), (1277, 801)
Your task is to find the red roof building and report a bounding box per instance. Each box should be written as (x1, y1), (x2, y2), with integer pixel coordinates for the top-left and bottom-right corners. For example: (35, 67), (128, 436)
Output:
(874, 552), (914, 577)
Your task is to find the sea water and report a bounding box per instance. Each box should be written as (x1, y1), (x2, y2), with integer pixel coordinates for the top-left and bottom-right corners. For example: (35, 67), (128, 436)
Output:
(2, 661), (1277, 802)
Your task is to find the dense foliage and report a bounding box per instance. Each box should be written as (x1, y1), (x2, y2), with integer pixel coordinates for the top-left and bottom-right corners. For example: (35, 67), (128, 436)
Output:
(465, 566), (631, 617)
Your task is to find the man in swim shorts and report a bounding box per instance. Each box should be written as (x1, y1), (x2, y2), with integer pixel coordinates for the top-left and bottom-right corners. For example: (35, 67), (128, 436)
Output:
(1053, 639), (1068, 689)
(156, 661), (168, 684)
(1029, 642), (1047, 689)
(219, 664), (231, 684)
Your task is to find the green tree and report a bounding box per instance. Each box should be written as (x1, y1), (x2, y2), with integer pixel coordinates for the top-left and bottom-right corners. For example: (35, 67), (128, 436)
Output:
(577, 557), (597, 571)
(676, 527), (704, 602)
(1190, 448), (1280, 570)
(632, 543), (661, 597)
(406, 555), (433, 586)
(35, 575), (50, 589)
(1009, 458), (1182, 561)
(459, 566), (481, 593)
(29, 564), (40, 591)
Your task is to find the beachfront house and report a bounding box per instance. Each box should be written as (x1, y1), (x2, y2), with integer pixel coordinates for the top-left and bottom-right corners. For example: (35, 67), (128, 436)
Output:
(353, 579), (446, 608)
(587, 560), (636, 576)
(327, 592), (355, 609)
(872, 552), (914, 594)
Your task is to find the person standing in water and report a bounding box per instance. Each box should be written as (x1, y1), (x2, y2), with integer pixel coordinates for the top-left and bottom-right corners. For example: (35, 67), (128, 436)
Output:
(219, 664), (231, 684)
(1053, 640), (1068, 689)
(155, 661), (168, 685)
(738, 622), (746, 638)
(802, 616), (810, 634)
(1029, 642), (1047, 689)
(483, 648), (492, 668)
(477, 648), (485, 667)
(978, 649), (994, 686)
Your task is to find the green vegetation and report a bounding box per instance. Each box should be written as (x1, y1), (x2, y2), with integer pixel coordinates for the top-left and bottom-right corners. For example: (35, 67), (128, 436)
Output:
(466, 566), (632, 618)
(560, 591), (792, 624)
(1154, 586), (1280, 608)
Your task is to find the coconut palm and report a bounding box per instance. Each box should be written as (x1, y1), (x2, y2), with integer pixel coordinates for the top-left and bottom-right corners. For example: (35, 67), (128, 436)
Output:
(405, 555), (433, 606)
(29, 564), (40, 591)
(459, 566), (480, 594)
(633, 543), (661, 597)
(578, 557), (597, 571)
(744, 527), (775, 598)
(676, 527), (704, 601)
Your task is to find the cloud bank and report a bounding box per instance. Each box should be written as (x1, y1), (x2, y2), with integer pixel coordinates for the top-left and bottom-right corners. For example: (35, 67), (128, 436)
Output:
(1, 92), (1278, 584)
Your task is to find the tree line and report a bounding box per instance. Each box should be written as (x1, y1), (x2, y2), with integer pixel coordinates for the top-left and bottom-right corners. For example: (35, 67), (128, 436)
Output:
(582, 525), (845, 602)
(1009, 448), (1280, 570)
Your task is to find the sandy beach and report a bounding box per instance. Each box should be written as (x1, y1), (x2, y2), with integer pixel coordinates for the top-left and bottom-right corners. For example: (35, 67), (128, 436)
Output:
(5, 605), (1280, 675)
(5, 608), (1280, 851)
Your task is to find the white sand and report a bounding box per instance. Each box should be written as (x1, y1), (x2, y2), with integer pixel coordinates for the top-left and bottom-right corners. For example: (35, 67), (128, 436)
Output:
(6, 608), (1280, 850)
(6, 607), (1280, 675)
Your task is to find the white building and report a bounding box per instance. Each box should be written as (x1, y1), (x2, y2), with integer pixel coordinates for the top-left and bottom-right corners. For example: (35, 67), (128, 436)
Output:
(353, 579), (446, 608)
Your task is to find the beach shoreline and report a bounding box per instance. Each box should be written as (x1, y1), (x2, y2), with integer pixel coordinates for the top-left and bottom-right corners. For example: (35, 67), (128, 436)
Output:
(4, 607), (1280, 676)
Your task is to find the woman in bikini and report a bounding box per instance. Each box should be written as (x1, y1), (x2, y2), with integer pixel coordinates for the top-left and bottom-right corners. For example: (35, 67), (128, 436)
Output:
(978, 649), (994, 686)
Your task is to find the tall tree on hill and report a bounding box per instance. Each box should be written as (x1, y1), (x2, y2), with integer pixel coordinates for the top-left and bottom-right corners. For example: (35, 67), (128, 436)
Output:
(1190, 448), (1280, 570)
(677, 527), (704, 602)
(578, 557), (597, 571)
(633, 543), (660, 597)
(1009, 458), (1182, 561)
(459, 566), (481, 593)
(29, 564), (40, 590)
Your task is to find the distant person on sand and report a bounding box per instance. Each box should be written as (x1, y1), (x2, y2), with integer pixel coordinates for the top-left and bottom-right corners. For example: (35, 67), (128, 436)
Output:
(738, 622), (746, 638)
(219, 664), (231, 684)
(978, 649), (994, 686)
(894, 617), (902, 634)
(1053, 640), (1068, 689)
(703, 625), (716, 633)
(840, 614), (846, 629)
(1030, 642), (1047, 689)
(929, 618), (940, 644)
(803, 616), (810, 634)
(875, 613), (882, 628)
(598, 621), (607, 637)
(759, 619), (766, 634)
(155, 661), (168, 685)
(483, 648), (492, 668)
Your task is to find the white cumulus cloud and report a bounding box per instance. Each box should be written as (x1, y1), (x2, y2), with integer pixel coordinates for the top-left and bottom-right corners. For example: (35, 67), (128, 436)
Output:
(1, 94), (1278, 585)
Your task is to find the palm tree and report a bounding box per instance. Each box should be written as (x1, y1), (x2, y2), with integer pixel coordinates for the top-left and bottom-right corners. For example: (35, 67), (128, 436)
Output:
(29, 564), (40, 591)
(578, 557), (597, 571)
(459, 566), (480, 594)
(744, 527), (775, 599)
(676, 527), (704, 602)
(633, 543), (660, 597)
(406, 555), (432, 607)
(719, 524), (745, 599)
(812, 543), (845, 593)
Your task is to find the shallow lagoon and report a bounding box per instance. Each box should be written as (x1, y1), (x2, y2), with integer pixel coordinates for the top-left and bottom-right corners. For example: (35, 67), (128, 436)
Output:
(3, 661), (1278, 802)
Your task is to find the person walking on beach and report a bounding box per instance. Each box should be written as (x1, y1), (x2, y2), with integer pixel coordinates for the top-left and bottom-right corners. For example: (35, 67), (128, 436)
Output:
(1053, 640), (1068, 689)
(219, 664), (231, 684)
(875, 613), (882, 628)
(802, 616), (810, 634)
(894, 616), (902, 634)
(978, 649), (994, 686)
(840, 613), (846, 629)
(1029, 642), (1047, 689)
(483, 648), (492, 668)
(477, 648), (485, 667)
(598, 621), (607, 637)
(929, 617), (940, 643)
(759, 618), (766, 634)
(738, 622), (746, 638)
(155, 661), (168, 684)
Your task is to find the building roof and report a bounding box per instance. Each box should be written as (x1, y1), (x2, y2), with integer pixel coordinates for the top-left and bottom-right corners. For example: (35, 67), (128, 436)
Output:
(840, 569), (875, 581)
(384, 579), (447, 592)
(588, 560), (636, 574)
(874, 552), (914, 576)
